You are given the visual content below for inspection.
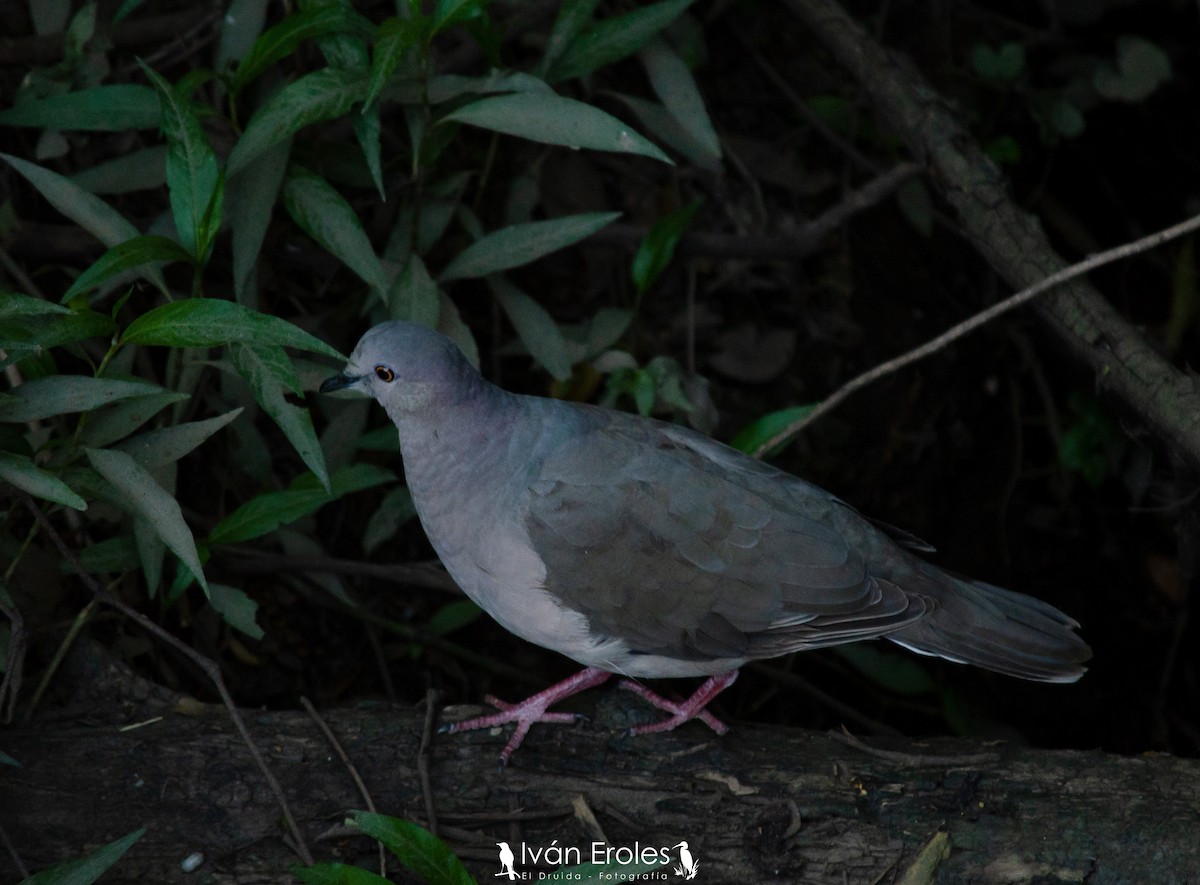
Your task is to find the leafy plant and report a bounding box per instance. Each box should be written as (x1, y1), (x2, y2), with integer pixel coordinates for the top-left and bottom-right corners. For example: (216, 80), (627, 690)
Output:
(0, 0), (720, 718)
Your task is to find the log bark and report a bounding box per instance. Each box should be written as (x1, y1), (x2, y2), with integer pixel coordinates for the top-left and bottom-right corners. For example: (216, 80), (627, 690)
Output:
(1, 646), (1197, 884)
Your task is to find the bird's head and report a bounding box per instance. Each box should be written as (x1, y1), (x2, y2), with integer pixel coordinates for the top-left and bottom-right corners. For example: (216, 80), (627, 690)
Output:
(321, 321), (477, 420)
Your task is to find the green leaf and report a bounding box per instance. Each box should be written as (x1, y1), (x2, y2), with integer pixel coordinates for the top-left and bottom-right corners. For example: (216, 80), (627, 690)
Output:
(0, 304), (115, 365)
(141, 64), (222, 262)
(208, 463), (393, 545)
(0, 376), (170, 423)
(389, 255), (441, 326)
(1, 153), (136, 245)
(363, 485), (416, 553)
(0, 84), (160, 130)
(729, 404), (816, 457)
(76, 392), (191, 449)
(632, 199), (700, 295)
(547, 0), (694, 83)
(441, 93), (671, 164)
(121, 299), (342, 359)
(639, 38), (719, 165)
(209, 583), (264, 638)
(0, 293), (70, 319)
(0, 451), (87, 510)
(294, 863), (393, 885)
(215, 0), (268, 71)
(349, 812), (474, 885)
(430, 0), (485, 36)
(539, 0), (600, 76)
(282, 171), (388, 295)
(70, 145), (169, 195)
(353, 105), (385, 199)
(61, 235), (193, 303)
(20, 827), (145, 885)
(440, 211), (620, 280)
(228, 137), (291, 303)
(228, 67), (369, 176)
(85, 447), (208, 593)
(426, 599), (483, 636)
(835, 644), (937, 695)
(364, 17), (424, 110)
(1093, 35), (1172, 103)
(233, 6), (367, 94)
(77, 534), (141, 574)
(490, 277), (574, 381)
(115, 408), (244, 469)
(608, 93), (711, 169)
(229, 344), (330, 490)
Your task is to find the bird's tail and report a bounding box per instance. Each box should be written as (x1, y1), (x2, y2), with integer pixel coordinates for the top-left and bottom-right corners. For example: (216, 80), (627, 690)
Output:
(886, 568), (1091, 683)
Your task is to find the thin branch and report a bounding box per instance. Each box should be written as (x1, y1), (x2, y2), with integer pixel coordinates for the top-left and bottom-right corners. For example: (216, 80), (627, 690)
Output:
(19, 493), (314, 866)
(301, 696), (383, 877)
(588, 162), (921, 262)
(752, 211), (1200, 458)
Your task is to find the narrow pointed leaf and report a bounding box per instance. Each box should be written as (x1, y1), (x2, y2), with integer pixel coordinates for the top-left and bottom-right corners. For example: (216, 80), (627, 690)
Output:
(116, 408), (244, 468)
(442, 93), (670, 163)
(208, 463), (392, 545)
(430, 0), (485, 36)
(491, 277), (574, 381)
(440, 211), (620, 280)
(77, 391), (191, 449)
(70, 145), (168, 194)
(85, 447), (208, 592)
(640, 38), (720, 163)
(228, 67), (369, 175)
(632, 199), (701, 295)
(0, 376), (170, 423)
(730, 404), (817, 458)
(121, 299), (342, 359)
(230, 343), (330, 491)
(364, 17), (424, 110)
(547, 0), (694, 83)
(389, 255), (441, 326)
(540, 0), (601, 75)
(20, 828), (145, 885)
(0, 84), (159, 129)
(209, 583), (264, 638)
(1, 153), (144, 250)
(0, 451), (87, 510)
(61, 235), (193, 303)
(233, 6), (365, 94)
(283, 172), (388, 294)
(229, 138), (291, 303)
(349, 812), (474, 885)
(142, 64), (221, 260)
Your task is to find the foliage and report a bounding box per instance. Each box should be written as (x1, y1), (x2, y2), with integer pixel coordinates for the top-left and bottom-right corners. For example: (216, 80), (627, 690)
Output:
(0, 0), (717, 648)
(16, 828), (144, 885)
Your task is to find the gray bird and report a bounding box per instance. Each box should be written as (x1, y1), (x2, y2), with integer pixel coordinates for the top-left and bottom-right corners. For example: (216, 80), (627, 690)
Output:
(321, 321), (1090, 764)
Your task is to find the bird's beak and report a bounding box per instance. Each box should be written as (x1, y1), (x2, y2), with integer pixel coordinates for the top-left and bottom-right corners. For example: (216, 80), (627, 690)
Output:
(319, 372), (364, 394)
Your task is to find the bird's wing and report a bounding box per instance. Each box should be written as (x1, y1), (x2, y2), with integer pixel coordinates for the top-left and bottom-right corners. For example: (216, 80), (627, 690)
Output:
(522, 407), (923, 662)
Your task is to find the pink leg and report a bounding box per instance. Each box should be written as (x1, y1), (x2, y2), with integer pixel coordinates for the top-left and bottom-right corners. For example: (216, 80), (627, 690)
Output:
(618, 670), (739, 736)
(440, 667), (613, 766)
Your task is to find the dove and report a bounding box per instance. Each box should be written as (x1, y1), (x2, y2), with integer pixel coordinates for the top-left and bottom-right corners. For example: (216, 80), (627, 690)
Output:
(321, 321), (1090, 764)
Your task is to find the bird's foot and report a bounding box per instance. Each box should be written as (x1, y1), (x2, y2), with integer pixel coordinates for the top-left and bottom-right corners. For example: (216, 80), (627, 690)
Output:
(439, 667), (612, 766)
(618, 670), (739, 736)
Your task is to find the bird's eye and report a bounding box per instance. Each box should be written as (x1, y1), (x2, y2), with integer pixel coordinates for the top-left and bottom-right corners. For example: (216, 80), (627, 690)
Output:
(374, 365), (395, 382)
